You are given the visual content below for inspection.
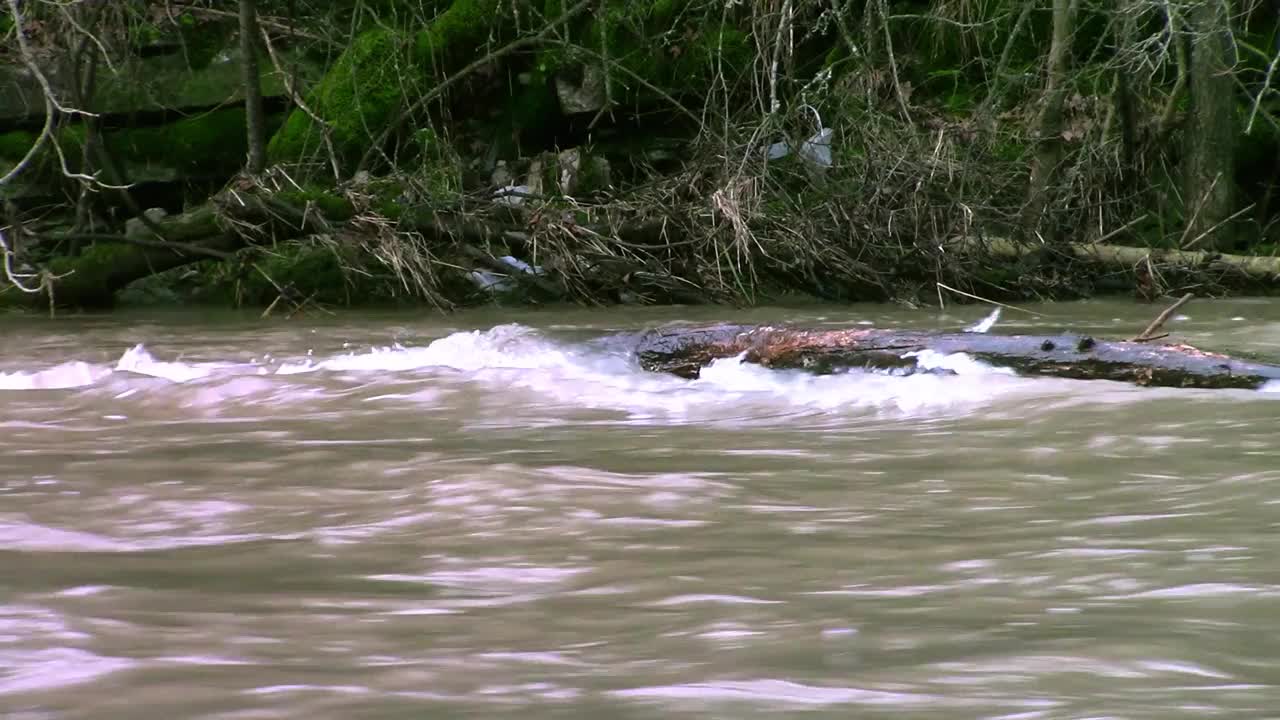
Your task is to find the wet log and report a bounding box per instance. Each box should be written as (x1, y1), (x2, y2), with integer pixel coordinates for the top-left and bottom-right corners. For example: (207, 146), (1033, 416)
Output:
(634, 324), (1280, 390)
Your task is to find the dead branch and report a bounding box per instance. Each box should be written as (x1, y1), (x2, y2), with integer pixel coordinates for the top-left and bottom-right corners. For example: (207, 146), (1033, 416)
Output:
(1130, 292), (1193, 342)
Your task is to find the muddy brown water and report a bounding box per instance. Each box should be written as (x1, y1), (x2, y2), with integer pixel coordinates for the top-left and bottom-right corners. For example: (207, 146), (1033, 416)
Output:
(3, 299), (1280, 719)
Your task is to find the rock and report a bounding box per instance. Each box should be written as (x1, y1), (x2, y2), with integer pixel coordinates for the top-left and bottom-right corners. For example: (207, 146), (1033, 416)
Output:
(491, 160), (514, 188)
(125, 208), (170, 240)
(557, 148), (582, 195)
(555, 65), (607, 115)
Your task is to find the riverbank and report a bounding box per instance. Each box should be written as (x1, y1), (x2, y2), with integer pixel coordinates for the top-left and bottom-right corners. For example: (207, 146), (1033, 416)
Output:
(3, 2), (1278, 314)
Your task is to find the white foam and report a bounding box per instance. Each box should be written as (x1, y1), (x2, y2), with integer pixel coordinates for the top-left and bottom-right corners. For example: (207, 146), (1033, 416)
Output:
(277, 324), (580, 375)
(0, 361), (109, 390)
(0, 325), (1046, 417)
(907, 349), (1016, 376)
(8, 323), (1262, 417)
(114, 343), (222, 383)
(688, 352), (1027, 415)
(266, 326), (1037, 417)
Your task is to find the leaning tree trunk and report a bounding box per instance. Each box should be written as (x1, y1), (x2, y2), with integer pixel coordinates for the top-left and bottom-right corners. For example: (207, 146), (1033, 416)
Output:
(239, 0), (267, 174)
(1022, 0), (1080, 241)
(1182, 0), (1237, 250)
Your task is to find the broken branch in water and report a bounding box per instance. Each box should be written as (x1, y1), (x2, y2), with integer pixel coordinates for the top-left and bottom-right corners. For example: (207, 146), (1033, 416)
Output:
(1130, 293), (1194, 342)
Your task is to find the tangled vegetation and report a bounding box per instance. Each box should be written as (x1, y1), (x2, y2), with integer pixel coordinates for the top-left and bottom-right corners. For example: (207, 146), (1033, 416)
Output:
(2, 0), (1279, 312)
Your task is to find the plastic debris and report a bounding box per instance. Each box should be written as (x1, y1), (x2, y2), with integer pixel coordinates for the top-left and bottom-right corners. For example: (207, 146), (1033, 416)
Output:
(467, 256), (545, 294)
(492, 184), (530, 206)
(798, 127), (833, 168)
(765, 127), (833, 169)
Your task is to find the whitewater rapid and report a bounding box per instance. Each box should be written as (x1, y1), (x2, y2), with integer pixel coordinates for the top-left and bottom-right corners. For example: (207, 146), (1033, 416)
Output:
(0, 322), (1247, 419)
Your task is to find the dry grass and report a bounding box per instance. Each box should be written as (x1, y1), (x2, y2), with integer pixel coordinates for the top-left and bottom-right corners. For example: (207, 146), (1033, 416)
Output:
(241, 0), (1228, 309)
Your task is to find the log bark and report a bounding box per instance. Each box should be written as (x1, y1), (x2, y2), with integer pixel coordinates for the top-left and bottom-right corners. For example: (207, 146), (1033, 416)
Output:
(635, 324), (1280, 390)
(955, 236), (1280, 282)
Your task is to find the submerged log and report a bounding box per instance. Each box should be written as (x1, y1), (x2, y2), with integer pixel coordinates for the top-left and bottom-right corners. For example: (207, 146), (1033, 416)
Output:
(635, 324), (1280, 390)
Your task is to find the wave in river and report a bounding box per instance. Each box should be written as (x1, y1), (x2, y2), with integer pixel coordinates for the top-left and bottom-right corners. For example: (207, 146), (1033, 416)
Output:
(0, 322), (1193, 417)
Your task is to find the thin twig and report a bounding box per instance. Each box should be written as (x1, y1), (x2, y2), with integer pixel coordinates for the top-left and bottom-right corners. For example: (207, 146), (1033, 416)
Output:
(936, 282), (1044, 316)
(1130, 292), (1193, 342)
(1182, 203), (1255, 250)
(1092, 213), (1149, 244)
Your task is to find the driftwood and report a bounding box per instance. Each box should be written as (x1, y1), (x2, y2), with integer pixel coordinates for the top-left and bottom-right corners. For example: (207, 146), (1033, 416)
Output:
(634, 323), (1280, 390)
(955, 236), (1280, 283)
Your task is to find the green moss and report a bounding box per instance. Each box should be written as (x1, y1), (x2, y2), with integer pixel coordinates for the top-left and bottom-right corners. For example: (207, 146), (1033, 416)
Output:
(110, 108), (250, 174)
(177, 17), (232, 70)
(47, 242), (138, 306)
(275, 188), (357, 220)
(270, 0), (505, 171)
(413, 0), (503, 61)
(576, 153), (611, 194)
(247, 243), (353, 305)
(670, 25), (749, 87)
(229, 240), (423, 307)
(0, 130), (38, 160)
(991, 138), (1028, 162)
(405, 127), (463, 197)
(0, 127), (84, 186)
(269, 27), (410, 168)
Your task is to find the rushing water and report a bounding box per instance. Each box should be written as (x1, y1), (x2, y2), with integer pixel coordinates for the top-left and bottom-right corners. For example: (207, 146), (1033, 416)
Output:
(3, 299), (1280, 719)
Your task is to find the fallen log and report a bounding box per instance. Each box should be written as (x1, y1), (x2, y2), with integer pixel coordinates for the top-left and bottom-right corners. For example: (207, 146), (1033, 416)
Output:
(953, 235), (1280, 286)
(634, 323), (1280, 390)
(1, 204), (242, 309)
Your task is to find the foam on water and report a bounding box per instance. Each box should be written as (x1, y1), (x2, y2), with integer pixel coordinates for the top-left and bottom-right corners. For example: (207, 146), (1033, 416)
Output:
(0, 361), (110, 390)
(0, 323), (1224, 417)
(115, 343), (244, 383)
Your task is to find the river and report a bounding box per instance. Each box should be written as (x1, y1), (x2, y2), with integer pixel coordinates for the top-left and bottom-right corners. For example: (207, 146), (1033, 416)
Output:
(3, 299), (1280, 719)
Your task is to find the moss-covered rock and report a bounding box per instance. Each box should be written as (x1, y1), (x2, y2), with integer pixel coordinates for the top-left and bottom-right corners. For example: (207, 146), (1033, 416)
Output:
(269, 0), (505, 171)
(274, 188), (358, 221)
(268, 27), (410, 169)
(108, 108), (272, 179)
(242, 242), (354, 305)
(3, 108), (284, 191)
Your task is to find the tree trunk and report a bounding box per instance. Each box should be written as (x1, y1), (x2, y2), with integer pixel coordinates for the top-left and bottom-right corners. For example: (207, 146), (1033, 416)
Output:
(634, 323), (1280, 390)
(1023, 0), (1080, 240)
(955, 235), (1280, 282)
(240, 0), (268, 174)
(1182, 0), (1236, 250)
